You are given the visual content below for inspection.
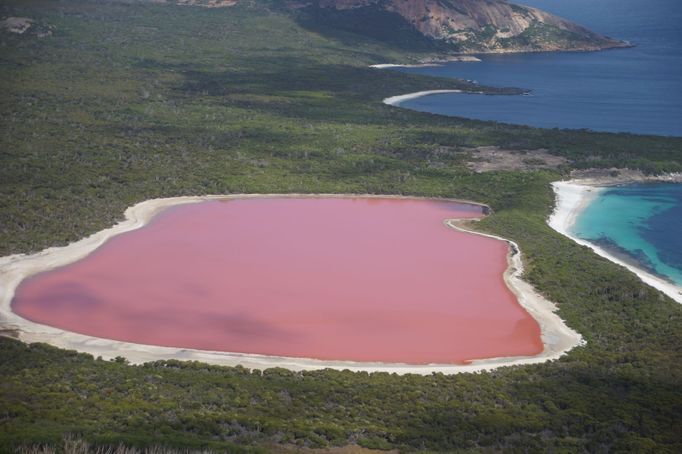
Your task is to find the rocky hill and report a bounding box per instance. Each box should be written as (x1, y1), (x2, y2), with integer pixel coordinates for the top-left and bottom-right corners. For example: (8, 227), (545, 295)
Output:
(125, 0), (626, 54)
(295, 0), (628, 54)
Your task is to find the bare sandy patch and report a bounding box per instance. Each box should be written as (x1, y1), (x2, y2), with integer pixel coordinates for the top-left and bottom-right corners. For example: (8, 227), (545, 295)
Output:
(176, 0), (237, 7)
(568, 168), (682, 185)
(464, 146), (569, 172)
(1, 17), (54, 37)
(1, 17), (33, 34)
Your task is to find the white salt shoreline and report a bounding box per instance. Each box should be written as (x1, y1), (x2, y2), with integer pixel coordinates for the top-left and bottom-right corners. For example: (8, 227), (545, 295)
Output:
(548, 180), (682, 304)
(0, 194), (582, 375)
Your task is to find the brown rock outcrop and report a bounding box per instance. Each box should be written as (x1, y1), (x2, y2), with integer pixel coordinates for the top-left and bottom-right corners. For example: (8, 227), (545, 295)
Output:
(312, 0), (627, 53)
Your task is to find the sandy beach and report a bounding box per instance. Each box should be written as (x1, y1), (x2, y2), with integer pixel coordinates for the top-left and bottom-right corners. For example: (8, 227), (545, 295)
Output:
(0, 194), (583, 374)
(383, 90), (470, 107)
(370, 63), (442, 69)
(548, 177), (682, 304)
(370, 56), (481, 69)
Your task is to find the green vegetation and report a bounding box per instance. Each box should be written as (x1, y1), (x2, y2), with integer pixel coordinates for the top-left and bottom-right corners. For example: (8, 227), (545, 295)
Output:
(294, 3), (442, 53)
(14, 435), (262, 454)
(1, 0), (681, 452)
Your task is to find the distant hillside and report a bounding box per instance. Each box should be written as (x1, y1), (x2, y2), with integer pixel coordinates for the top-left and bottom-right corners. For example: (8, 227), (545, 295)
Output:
(293, 0), (628, 54)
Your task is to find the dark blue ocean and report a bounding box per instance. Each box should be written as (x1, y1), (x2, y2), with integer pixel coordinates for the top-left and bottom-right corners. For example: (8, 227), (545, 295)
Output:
(389, 1), (682, 289)
(392, 0), (682, 137)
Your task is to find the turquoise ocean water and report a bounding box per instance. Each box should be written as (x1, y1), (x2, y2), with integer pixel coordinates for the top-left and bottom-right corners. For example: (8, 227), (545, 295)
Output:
(573, 184), (682, 287)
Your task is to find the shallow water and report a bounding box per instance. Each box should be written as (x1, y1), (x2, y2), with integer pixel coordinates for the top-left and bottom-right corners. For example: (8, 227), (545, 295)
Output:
(13, 197), (543, 364)
(392, 0), (682, 136)
(573, 184), (682, 286)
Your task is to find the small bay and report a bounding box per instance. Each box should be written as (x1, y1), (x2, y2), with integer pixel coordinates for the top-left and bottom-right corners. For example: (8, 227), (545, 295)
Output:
(391, 0), (682, 137)
(573, 183), (682, 286)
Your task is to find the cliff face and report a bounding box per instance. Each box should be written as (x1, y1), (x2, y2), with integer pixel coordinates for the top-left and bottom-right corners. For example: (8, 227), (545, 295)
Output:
(306, 0), (627, 53)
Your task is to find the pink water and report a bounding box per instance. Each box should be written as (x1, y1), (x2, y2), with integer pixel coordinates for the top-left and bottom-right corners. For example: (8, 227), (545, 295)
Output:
(13, 197), (543, 364)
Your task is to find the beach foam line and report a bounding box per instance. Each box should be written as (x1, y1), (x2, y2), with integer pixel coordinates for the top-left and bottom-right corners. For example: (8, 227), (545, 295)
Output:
(0, 194), (583, 374)
(548, 180), (682, 304)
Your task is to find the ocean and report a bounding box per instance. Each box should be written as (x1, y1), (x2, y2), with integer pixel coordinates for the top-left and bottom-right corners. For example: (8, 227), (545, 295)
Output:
(573, 183), (682, 287)
(386, 0), (682, 289)
(391, 0), (682, 137)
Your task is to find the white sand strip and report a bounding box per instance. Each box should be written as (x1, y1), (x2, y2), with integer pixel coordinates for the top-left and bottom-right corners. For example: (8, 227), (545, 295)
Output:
(370, 64), (442, 69)
(0, 194), (582, 374)
(548, 180), (682, 304)
(370, 57), (481, 69)
(383, 90), (467, 106)
(548, 181), (601, 237)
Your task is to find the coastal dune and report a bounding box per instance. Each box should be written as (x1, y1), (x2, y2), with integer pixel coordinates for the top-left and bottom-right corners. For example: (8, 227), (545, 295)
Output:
(1, 194), (583, 374)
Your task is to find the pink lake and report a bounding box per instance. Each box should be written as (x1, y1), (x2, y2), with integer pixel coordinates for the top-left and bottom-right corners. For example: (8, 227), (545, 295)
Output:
(12, 197), (543, 364)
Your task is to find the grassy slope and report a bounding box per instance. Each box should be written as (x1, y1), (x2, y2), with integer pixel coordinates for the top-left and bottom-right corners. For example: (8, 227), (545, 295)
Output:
(1, 0), (681, 452)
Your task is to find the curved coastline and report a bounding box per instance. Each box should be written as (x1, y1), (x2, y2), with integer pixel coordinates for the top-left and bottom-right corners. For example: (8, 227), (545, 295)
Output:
(370, 57), (482, 69)
(371, 63), (443, 69)
(383, 90), (471, 107)
(0, 194), (583, 375)
(548, 179), (682, 304)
